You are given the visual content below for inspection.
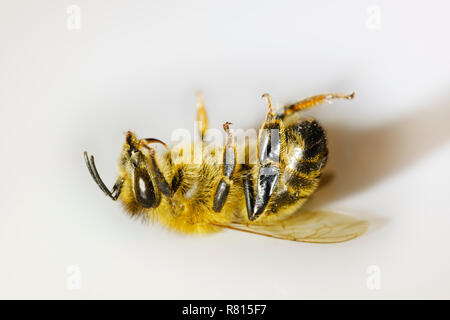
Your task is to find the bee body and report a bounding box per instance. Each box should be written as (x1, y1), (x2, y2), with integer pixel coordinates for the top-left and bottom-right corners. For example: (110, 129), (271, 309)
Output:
(85, 92), (368, 243)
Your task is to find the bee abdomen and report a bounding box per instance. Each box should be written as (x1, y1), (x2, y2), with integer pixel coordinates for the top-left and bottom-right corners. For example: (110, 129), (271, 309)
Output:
(283, 119), (328, 188)
(282, 169), (317, 190)
(264, 120), (327, 214)
(292, 119), (327, 156)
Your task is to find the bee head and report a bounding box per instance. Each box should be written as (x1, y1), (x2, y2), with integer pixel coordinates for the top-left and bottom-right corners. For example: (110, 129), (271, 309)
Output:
(121, 131), (146, 169)
(117, 131), (165, 213)
(85, 131), (169, 218)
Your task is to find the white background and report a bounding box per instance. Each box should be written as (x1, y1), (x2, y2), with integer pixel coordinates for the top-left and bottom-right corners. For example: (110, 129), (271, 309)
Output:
(1, 0), (449, 299)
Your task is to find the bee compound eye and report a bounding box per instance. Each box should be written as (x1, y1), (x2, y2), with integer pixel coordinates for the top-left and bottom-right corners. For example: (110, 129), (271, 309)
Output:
(133, 169), (158, 208)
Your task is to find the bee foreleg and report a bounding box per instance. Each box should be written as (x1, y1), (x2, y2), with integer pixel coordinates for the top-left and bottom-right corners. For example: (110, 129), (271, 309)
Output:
(195, 92), (209, 139)
(277, 92), (355, 120)
(147, 147), (172, 197)
(212, 122), (236, 212)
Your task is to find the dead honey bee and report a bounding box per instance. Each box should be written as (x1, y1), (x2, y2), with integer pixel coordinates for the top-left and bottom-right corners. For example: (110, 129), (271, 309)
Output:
(84, 92), (368, 243)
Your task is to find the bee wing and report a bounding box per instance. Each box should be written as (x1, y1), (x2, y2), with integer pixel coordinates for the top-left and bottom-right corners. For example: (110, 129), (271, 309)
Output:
(215, 210), (368, 243)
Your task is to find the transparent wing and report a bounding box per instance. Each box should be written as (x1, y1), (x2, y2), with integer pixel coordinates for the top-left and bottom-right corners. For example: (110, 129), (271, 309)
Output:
(214, 210), (368, 243)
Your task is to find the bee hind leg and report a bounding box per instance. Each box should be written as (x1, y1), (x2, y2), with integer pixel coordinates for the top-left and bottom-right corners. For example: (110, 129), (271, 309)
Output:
(212, 122), (236, 212)
(276, 92), (355, 120)
(245, 94), (282, 221)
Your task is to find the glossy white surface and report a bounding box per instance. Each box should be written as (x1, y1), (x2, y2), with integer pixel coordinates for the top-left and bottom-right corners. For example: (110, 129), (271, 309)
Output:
(1, 0), (449, 299)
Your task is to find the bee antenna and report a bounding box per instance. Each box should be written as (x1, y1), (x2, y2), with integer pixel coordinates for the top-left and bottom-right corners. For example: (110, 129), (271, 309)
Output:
(83, 151), (123, 200)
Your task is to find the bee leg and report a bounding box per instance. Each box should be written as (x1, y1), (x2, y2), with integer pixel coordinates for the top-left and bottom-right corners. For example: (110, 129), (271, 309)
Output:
(242, 168), (255, 219)
(246, 94), (282, 221)
(212, 122), (236, 212)
(276, 92), (355, 120)
(195, 92), (209, 139)
(144, 146), (173, 197)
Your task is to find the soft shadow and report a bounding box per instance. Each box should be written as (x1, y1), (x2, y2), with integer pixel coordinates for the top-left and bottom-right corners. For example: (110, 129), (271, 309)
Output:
(305, 95), (450, 208)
